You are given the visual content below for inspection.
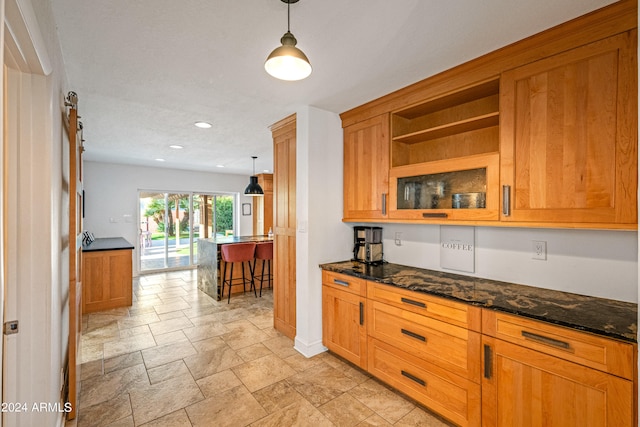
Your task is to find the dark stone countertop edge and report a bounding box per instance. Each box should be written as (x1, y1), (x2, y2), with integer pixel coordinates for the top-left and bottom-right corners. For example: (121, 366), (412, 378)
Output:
(320, 261), (638, 344)
(82, 237), (134, 252)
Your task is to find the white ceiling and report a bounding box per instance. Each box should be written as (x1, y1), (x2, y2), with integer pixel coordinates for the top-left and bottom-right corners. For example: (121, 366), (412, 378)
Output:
(51, 0), (617, 176)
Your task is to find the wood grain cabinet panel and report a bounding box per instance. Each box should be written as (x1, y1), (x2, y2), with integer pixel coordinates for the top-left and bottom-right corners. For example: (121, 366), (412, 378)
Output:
(367, 281), (481, 331)
(272, 115), (297, 339)
(343, 113), (390, 221)
(482, 310), (636, 426)
(500, 31), (637, 228)
(82, 249), (132, 313)
(482, 310), (635, 379)
(481, 336), (634, 427)
(322, 280), (367, 369)
(368, 338), (481, 427)
(368, 300), (481, 382)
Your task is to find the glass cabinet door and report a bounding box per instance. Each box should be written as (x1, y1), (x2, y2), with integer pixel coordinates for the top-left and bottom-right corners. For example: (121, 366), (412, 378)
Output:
(397, 168), (487, 210)
(389, 153), (499, 221)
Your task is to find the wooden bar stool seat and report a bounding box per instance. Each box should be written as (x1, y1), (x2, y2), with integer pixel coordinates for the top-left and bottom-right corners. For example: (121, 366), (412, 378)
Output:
(253, 241), (273, 297)
(220, 242), (257, 303)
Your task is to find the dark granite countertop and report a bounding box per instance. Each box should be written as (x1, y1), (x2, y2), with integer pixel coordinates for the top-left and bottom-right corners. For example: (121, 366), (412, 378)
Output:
(320, 260), (638, 343)
(199, 235), (273, 245)
(82, 237), (134, 252)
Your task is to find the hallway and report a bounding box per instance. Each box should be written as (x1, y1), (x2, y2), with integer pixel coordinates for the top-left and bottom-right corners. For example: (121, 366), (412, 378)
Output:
(70, 271), (452, 426)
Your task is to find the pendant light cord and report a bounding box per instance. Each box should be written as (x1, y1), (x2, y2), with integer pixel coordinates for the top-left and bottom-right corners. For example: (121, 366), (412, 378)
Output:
(287, 0), (291, 32)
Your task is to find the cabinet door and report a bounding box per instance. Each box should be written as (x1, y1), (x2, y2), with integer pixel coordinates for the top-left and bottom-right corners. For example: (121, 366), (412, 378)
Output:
(500, 31), (637, 228)
(272, 116), (297, 339)
(343, 114), (390, 221)
(83, 249), (132, 313)
(482, 337), (633, 427)
(322, 285), (367, 368)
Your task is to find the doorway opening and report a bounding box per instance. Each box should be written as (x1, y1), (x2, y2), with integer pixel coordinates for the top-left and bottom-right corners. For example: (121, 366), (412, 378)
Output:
(138, 191), (236, 272)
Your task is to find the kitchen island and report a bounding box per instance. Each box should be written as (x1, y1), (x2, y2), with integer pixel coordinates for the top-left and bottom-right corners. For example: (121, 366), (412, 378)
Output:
(197, 235), (272, 300)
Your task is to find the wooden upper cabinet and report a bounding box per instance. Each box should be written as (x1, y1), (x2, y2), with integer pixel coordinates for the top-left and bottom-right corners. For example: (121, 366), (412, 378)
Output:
(500, 30), (638, 228)
(343, 114), (390, 221)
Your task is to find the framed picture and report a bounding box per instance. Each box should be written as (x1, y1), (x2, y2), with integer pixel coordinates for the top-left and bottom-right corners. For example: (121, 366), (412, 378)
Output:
(242, 203), (251, 216)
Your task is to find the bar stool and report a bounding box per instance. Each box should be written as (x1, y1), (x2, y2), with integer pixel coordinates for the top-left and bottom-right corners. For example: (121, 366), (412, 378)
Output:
(253, 241), (273, 297)
(220, 242), (257, 303)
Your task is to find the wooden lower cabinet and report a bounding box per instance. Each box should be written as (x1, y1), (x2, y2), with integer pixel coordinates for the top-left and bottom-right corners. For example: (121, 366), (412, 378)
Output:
(82, 249), (132, 313)
(481, 336), (633, 427)
(321, 273), (637, 427)
(368, 299), (481, 382)
(322, 284), (367, 369)
(369, 338), (481, 427)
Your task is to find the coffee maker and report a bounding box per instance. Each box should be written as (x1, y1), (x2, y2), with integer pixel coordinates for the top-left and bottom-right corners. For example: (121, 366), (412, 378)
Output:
(353, 226), (384, 264)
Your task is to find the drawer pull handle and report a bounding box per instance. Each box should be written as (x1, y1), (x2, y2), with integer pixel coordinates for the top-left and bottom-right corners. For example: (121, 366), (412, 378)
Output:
(422, 212), (448, 218)
(333, 279), (350, 287)
(484, 344), (492, 379)
(359, 302), (364, 326)
(401, 329), (426, 342)
(400, 297), (426, 308)
(401, 370), (426, 387)
(521, 331), (571, 350)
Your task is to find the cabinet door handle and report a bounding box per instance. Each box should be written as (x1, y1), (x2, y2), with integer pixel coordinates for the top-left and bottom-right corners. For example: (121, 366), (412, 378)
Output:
(521, 331), (571, 350)
(333, 279), (350, 287)
(484, 344), (492, 379)
(401, 370), (426, 387)
(401, 328), (426, 342)
(502, 185), (511, 216)
(381, 193), (387, 216)
(422, 212), (448, 218)
(400, 297), (426, 308)
(359, 302), (364, 325)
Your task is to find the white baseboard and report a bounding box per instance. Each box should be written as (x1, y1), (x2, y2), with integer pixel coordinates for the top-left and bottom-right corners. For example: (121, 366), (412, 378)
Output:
(293, 337), (327, 358)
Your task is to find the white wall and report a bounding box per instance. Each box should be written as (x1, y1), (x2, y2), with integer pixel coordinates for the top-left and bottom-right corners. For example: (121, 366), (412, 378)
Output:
(381, 224), (637, 303)
(295, 107), (353, 357)
(83, 161), (256, 276)
(2, 0), (70, 425)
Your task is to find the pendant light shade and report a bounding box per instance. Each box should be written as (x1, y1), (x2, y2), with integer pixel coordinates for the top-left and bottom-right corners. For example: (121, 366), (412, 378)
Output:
(265, 0), (311, 81)
(244, 156), (264, 196)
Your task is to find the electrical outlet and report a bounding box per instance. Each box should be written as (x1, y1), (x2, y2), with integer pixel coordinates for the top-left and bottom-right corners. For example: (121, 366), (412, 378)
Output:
(394, 232), (402, 246)
(532, 240), (547, 260)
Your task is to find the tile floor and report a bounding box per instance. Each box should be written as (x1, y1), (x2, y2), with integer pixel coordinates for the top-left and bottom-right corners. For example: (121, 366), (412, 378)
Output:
(68, 270), (454, 427)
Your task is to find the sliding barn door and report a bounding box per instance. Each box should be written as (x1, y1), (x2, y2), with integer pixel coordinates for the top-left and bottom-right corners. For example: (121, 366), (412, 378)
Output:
(66, 97), (83, 420)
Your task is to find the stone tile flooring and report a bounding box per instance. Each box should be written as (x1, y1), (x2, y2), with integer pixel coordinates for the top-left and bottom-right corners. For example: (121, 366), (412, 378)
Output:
(68, 270), (454, 426)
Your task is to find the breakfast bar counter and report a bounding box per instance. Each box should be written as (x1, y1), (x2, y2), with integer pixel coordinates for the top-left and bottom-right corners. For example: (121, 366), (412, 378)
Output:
(197, 235), (272, 300)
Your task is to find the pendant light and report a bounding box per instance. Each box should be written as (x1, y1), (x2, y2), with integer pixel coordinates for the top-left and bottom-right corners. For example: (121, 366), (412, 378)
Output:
(244, 156), (264, 196)
(265, 0), (312, 81)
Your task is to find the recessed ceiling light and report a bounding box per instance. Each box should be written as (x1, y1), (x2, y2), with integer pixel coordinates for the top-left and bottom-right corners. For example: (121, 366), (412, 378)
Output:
(194, 121), (212, 129)
(170, 145), (184, 149)
(155, 158), (166, 162)
(216, 164), (225, 168)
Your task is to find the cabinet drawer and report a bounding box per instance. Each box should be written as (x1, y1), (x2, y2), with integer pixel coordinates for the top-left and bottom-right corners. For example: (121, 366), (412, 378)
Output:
(482, 310), (636, 380)
(368, 300), (480, 382)
(368, 337), (481, 427)
(368, 282), (481, 331)
(322, 270), (366, 296)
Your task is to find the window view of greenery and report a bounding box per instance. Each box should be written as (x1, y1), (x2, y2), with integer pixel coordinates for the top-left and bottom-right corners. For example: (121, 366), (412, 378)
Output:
(139, 192), (235, 271)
